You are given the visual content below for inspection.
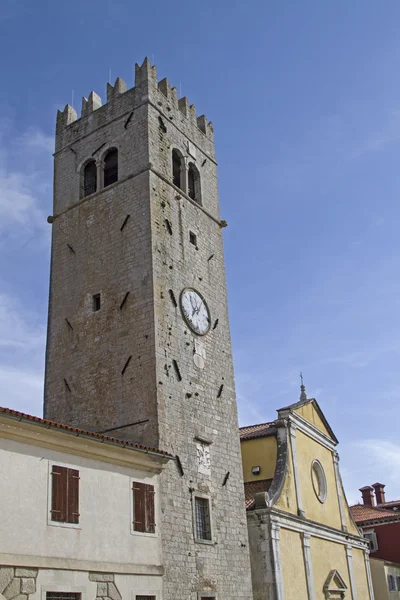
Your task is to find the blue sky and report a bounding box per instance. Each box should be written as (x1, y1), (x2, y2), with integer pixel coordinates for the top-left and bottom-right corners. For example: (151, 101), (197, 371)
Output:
(1, 0), (400, 504)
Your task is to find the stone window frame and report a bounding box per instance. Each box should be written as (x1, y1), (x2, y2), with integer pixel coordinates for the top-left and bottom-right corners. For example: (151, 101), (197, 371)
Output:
(79, 158), (98, 199)
(131, 592), (158, 600)
(78, 144), (120, 200)
(188, 162), (202, 205)
(41, 586), (85, 600)
(47, 460), (81, 530)
(129, 476), (159, 538)
(311, 459), (327, 504)
(197, 593), (216, 600)
(192, 491), (214, 545)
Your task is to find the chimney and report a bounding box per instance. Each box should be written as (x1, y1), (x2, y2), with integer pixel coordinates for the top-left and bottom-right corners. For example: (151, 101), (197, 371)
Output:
(360, 485), (375, 506)
(372, 482), (386, 505)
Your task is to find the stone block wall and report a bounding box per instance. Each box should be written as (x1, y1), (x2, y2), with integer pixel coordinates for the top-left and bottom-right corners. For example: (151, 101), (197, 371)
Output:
(44, 59), (253, 599)
(0, 567), (38, 600)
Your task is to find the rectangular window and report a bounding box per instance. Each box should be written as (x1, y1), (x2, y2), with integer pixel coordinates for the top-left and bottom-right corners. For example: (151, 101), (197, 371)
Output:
(132, 482), (155, 534)
(46, 593), (81, 600)
(93, 294), (101, 311)
(194, 496), (212, 541)
(189, 231), (197, 246)
(51, 465), (80, 524)
(364, 530), (378, 552)
(388, 574), (396, 591)
(397, 576), (400, 591)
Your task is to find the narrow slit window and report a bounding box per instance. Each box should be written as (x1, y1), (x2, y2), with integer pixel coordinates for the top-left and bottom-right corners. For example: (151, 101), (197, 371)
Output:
(194, 496), (212, 541)
(104, 148), (118, 187)
(93, 294), (101, 312)
(172, 149), (182, 189)
(188, 163), (201, 204)
(83, 161), (97, 197)
(189, 231), (197, 246)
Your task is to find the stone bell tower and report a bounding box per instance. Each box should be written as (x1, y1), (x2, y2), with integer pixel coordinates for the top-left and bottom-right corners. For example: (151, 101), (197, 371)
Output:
(44, 58), (252, 600)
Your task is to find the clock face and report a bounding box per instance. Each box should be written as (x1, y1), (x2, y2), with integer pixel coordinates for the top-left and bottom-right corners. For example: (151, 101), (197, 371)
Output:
(180, 288), (211, 335)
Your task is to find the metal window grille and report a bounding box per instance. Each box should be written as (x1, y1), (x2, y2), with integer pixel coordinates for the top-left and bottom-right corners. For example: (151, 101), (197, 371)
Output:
(46, 593), (81, 600)
(84, 182), (96, 197)
(83, 161), (97, 198)
(172, 151), (181, 188)
(195, 496), (211, 540)
(188, 167), (195, 200)
(104, 166), (118, 187)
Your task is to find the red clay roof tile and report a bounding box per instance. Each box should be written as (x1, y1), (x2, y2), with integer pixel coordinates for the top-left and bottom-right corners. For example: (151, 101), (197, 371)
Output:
(350, 503), (400, 524)
(239, 422), (276, 441)
(0, 406), (173, 458)
(244, 479), (273, 509)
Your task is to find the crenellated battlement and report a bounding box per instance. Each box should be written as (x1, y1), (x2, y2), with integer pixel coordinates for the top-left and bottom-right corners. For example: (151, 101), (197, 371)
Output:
(55, 57), (213, 145)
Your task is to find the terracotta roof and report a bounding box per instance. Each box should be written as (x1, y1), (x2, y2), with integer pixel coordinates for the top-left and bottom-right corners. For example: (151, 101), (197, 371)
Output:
(379, 500), (400, 508)
(244, 479), (273, 509)
(239, 422), (276, 441)
(350, 503), (400, 524)
(0, 406), (173, 458)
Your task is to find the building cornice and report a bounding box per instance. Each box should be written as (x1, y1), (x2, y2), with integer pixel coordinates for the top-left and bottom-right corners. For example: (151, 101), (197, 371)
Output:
(248, 507), (369, 551)
(0, 552), (164, 576)
(0, 416), (170, 472)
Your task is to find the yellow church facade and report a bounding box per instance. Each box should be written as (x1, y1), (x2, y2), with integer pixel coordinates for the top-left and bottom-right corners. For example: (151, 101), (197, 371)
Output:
(241, 389), (374, 599)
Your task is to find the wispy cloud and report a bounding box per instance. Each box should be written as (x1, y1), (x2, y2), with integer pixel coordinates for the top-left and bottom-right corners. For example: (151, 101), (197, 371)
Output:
(340, 438), (400, 505)
(0, 120), (52, 418)
(0, 124), (52, 237)
(0, 291), (46, 416)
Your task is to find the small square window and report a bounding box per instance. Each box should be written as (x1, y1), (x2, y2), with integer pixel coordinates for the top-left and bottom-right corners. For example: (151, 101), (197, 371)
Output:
(189, 231), (197, 246)
(194, 496), (212, 541)
(93, 294), (101, 311)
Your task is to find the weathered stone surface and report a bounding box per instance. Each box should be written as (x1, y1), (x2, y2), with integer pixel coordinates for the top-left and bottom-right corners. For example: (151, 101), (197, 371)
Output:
(13, 595), (27, 600)
(14, 570), (37, 579)
(89, 574), (114, 583)
(0, 569), (14, 594)
(107, 583), (121, 600)
(45, 61), (253, 600)
(20, 579), (35, 594)
(3, 578), (20, 600)
(96, 584), (108, 597)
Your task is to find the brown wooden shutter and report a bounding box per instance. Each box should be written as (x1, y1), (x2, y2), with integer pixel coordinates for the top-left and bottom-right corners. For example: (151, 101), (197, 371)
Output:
(67, 468), (80, 524)
(145, 484), (155, 533)
(133, 482), (146, 532)
(51, 465), (68, 522)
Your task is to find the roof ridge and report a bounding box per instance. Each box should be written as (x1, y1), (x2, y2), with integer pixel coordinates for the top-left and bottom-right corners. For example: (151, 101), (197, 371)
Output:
(239, 421), (273, 430)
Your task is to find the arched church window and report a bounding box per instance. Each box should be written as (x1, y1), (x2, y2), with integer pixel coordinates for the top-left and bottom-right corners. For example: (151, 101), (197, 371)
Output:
(188, 162), (201, 204)
(104, 148), (118, 188)
(172, 149), (183, 189)
(83, 160), (97, 197)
